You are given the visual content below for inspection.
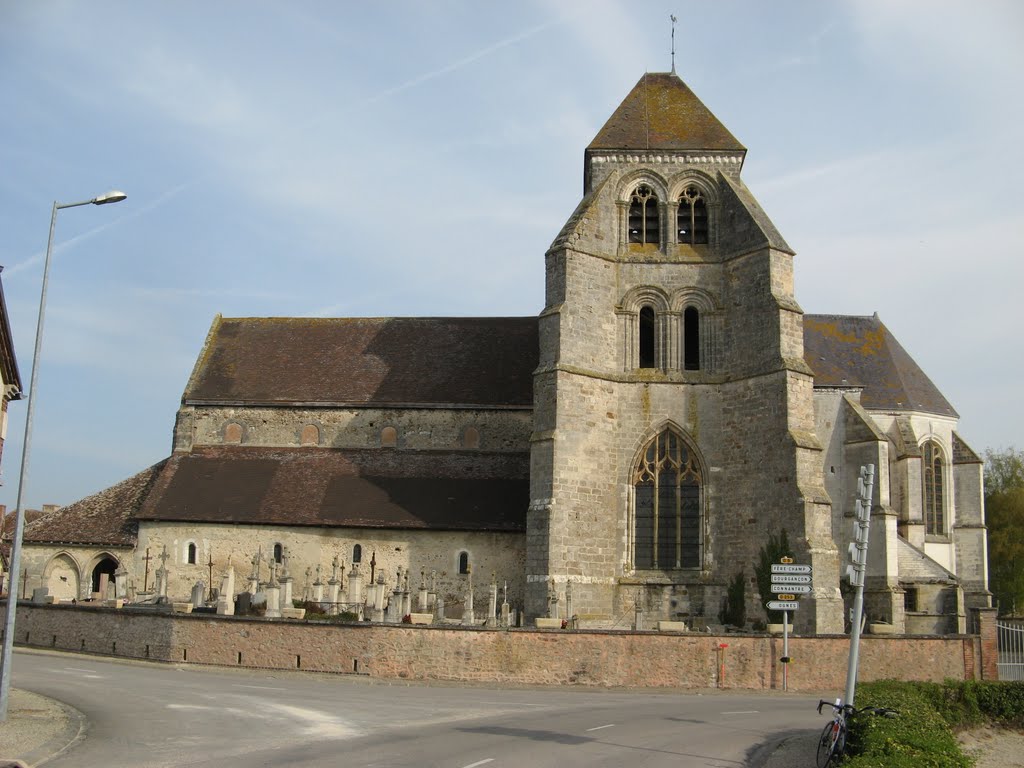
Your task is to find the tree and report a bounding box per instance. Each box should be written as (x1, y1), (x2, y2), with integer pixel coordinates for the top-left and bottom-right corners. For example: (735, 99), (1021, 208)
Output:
(986, 447), (1024, 496)
(985, 448), (1024, 616)
(755, 529), (793, 624)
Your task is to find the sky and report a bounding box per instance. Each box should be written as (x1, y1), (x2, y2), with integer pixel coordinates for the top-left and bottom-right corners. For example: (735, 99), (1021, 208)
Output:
(0, 0), (1021, 511)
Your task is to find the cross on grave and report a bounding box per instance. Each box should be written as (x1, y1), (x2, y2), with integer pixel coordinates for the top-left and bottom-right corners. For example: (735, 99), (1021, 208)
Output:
(268, 559), (278, 585)
(207, 553), (215, 601)
(142, 547), (152, 592)
(159, 544), (170, 569)
(252, 547), (263, 582)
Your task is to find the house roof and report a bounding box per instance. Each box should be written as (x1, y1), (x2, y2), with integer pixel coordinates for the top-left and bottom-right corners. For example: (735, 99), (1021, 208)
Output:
(587, 72), (745, 153)
(21, 463), (162, 547)
(803, 314), (957, 418)
(184, 316), (538, 408)
(134, 445), (528, 533)
(0, 267), (23, 400)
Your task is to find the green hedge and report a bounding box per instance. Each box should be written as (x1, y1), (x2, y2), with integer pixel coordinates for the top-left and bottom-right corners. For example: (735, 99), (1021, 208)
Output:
(840, 680), (1024, 767)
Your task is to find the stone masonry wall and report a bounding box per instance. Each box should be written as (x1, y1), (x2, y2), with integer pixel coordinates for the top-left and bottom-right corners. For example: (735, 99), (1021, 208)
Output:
(183, 405), (532, 454)
(7, 602), (995, 690)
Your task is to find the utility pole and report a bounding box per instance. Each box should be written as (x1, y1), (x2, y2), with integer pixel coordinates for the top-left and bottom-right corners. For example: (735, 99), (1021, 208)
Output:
(844, 464), (876, 707)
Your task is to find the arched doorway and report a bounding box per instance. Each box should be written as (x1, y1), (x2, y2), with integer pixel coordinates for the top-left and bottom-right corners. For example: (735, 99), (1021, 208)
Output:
(45, 554), (80, 602)
(91, 556), (119, 599)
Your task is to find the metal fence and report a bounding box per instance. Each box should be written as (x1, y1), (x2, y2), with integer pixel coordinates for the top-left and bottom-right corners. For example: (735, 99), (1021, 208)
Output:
(997, 620), (1024, 681)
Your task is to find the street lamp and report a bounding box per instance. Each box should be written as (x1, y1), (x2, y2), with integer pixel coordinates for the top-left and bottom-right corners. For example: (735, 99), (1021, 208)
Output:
(0, 191), (127, 720)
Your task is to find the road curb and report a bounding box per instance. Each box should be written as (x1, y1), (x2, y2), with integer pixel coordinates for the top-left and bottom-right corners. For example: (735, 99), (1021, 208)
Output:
(12, 695), (86, 768)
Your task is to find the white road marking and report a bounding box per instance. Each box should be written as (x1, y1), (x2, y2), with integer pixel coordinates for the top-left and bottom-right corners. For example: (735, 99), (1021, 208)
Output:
(462, 760), (495, 768)
(53, 669), (103, 679)
(63, 667), (94, 672)
(233, 684), (287, 691)
(586, 723), (616, 731)
(264, 702), (359, 739)
(721, 710), (760, 715)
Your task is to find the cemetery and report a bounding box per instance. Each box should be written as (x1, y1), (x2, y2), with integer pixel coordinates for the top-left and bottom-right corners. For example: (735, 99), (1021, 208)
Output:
(1, 544), (1000, 690)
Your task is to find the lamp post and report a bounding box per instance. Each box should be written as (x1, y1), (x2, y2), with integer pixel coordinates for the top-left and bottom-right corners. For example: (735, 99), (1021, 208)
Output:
(0, 190), (127, 720)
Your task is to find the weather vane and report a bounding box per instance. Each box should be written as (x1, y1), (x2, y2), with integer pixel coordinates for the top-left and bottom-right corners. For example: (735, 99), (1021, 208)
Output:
(670, 15), (678, 74)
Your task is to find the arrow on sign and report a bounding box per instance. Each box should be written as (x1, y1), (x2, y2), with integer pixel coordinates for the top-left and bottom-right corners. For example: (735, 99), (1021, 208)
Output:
(767, 601), (799, 611)
(771, 564), (812, 574)
(771, 584), (811, 594)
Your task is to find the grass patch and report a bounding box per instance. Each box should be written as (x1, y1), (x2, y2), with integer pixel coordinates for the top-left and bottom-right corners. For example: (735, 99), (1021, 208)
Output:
(841, 680), (1024, 767)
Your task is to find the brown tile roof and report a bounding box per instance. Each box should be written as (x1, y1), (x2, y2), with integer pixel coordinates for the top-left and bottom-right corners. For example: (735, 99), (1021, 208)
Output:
(804, 314), (957, 418)
(184, 316), (538, 408)
(135, 446), (528, 532)
(587, 72), (745, 153)
(21, 463), (163, 547)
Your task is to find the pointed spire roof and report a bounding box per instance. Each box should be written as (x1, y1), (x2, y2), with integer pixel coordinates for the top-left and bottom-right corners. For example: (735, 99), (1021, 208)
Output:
(588, 72), (745, 152)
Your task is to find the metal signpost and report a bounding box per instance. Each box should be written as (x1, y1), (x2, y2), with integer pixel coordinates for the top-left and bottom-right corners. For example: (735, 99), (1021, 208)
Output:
(769, 559), (813, 691)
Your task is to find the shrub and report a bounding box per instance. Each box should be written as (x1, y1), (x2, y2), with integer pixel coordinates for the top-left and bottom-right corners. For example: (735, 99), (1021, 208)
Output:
(719, 571), (746, 628)
(843, 680), (1024, 767)
(844, 682), (970, 767)
(754, 529), (792, 624)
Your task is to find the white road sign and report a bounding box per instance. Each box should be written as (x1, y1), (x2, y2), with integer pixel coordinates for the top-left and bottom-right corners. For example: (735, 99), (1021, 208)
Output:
(767, 601), (799, 611)
(770, 574), (811, 584)
(771, 564), (812, 574)
(771, 584), (811, 594)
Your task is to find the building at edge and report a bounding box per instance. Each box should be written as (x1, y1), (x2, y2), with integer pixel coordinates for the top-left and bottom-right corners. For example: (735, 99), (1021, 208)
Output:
(17, 73), (990, 635)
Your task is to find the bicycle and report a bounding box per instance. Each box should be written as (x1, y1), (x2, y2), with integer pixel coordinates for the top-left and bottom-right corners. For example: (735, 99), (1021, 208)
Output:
(815, 699), (899, 766)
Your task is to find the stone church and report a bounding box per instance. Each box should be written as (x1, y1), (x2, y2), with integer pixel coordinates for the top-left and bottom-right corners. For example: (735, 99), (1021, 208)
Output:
(18, 72), (989, 635)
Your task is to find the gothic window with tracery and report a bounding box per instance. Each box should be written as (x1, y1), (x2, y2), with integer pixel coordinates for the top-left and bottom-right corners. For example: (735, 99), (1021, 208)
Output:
(923, 440), (945, 535)
(628, 185), (660, 245)
(677, 185), (708, 244)
(633, 429), (702, 569)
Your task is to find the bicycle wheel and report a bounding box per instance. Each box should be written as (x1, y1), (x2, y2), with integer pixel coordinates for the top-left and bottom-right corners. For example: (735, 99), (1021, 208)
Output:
(816, 720), (840, 767)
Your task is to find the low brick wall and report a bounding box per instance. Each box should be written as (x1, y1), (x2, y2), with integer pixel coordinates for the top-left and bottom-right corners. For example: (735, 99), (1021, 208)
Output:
(5, 602), (992, 690)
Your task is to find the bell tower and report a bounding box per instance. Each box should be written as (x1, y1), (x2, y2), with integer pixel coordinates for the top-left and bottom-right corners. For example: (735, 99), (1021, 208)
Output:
(528, 73), (843, 633)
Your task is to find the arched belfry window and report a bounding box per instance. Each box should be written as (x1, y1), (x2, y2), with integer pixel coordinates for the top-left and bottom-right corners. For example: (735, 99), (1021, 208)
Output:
(633, 429), (702, 569)
(683, 306), (700, 371)
(923, 441), (945, 535)
(639, 306), (656, 369)
(677, 185), (708, 244)
(628, 185), (660, 245)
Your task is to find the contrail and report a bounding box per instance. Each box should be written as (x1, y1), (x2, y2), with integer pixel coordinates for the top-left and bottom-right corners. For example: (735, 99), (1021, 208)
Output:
(5, 178), (201, 277)
(364, 18), (561, 105)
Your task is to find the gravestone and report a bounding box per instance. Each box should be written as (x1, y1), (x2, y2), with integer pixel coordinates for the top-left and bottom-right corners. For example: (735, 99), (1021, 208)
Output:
(190, 581), (206, 607)
(235, 591), (252, 614)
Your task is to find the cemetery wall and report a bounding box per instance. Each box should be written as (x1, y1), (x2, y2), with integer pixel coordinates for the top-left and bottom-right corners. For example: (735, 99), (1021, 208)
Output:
(7, 603), (997, 690)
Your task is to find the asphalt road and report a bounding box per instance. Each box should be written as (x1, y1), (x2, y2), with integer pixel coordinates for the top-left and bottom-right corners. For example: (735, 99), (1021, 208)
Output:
(13, 650), (824, 767)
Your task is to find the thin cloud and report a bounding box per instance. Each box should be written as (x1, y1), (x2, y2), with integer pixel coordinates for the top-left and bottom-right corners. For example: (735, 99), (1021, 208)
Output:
(363, 18), (562, 105)
(5, 179), (200, 277)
